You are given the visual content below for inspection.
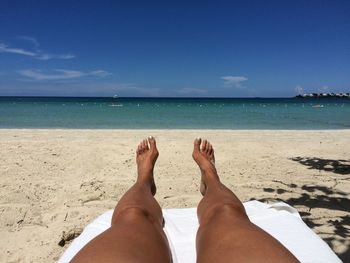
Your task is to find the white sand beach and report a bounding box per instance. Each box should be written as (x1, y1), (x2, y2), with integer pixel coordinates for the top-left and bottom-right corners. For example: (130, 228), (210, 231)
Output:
(0, 130), (349, 262)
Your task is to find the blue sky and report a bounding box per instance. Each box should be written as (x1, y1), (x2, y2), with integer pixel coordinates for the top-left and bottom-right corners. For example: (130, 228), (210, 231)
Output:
(0, 0), (349, 97)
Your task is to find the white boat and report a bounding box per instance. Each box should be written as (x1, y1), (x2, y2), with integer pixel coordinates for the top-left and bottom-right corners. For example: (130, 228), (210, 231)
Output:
(109, 103), (123, 107)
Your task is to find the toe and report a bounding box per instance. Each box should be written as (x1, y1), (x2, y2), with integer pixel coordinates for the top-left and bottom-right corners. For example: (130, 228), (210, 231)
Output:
(137, 144), (142, 154)
(142, 139), (148, 150)
(202, 139), (208, 152)
(145, 139), (150, 150)
(209, 144), (213, 155)
(148, 136), (156, 149)
(207, 143), (212, 155)
(194, 138), (201, 151)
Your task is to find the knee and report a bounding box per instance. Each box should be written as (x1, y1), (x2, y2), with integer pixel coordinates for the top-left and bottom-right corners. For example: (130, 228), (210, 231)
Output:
(214, 203), (246, 217)
(201, 203), (247, 225)
(112, 207), (154, 225)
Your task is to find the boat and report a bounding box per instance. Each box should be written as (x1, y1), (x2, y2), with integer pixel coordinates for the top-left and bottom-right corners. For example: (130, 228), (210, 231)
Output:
(109, 103), (123, 107)
(312, 104), (324, 108)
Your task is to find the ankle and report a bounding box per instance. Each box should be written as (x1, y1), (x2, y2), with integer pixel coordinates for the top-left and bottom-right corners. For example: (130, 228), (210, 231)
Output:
(200, 165), (217, 178)
(201, 172), (220, 192)
(137, 166), (153, 176)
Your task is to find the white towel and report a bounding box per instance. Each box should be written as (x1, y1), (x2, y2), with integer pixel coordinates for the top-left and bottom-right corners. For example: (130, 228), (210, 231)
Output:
(59, 201), (340, 263)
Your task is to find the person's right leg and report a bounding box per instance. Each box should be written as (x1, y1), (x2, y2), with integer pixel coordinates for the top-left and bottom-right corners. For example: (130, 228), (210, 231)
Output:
(71, 137), (172, 263)
(193, 138), (299, 263)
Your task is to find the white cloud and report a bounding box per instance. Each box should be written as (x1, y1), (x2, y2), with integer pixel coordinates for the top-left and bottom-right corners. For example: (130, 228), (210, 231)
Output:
(35, 53), (75, 60)
(17, 36), (40, 48)
(221, 76), (248, 88)
(89, 70), (112, 77)
(0, 43), (36, 56)
(176, 88), (207, 94)
(295, 85), (304, 95)
(0, 38), (75, 60)
(19, 69), (111, 81)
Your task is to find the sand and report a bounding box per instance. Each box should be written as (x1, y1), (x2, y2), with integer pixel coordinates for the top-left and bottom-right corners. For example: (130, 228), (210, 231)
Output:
(0, 129), (349, 262)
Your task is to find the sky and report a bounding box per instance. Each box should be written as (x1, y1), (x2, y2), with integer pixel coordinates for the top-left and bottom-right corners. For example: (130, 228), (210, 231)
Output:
(0, 0), (349, 97)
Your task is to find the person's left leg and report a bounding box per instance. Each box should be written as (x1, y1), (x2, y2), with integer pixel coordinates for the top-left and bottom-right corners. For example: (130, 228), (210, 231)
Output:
(71, 137), (172, 263)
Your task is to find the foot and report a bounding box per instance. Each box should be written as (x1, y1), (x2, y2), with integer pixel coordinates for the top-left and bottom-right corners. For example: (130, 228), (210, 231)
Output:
(136, 136), (159, 195)
(192, 138), (219, 195)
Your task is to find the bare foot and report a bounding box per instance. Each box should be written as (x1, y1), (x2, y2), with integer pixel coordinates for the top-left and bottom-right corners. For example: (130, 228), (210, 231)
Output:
(136, 136), (159, 195)
(192, 138), (219, 195)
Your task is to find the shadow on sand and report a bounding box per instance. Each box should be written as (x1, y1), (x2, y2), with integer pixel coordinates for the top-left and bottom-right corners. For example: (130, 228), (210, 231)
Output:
(256, 157), (350, 261)
(290, 157), (350, 175)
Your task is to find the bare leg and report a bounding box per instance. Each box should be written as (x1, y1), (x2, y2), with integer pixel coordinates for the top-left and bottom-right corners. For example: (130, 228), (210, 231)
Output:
(71, 137), (172, 263)
(193, 138), (299, 263)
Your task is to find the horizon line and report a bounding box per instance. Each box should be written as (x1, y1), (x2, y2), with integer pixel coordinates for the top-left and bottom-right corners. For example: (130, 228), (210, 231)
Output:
(0, 95), (300, 99)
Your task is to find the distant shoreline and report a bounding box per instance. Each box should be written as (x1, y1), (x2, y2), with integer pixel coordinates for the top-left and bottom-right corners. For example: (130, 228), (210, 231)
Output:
(295, 92), (350, 99)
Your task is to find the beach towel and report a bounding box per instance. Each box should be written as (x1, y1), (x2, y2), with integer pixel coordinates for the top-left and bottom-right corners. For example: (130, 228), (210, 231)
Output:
(59, 200), (341, 263)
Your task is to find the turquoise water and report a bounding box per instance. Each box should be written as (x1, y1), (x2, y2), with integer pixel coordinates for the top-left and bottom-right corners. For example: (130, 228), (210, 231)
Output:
(0, 97), (349, 129)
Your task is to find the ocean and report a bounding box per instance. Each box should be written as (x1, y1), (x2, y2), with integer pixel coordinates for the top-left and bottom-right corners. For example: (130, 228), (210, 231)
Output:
(0, 97), (349, 129)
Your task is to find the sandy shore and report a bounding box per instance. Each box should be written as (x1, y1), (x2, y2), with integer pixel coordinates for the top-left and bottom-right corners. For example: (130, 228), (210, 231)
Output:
(0, 129), (349, 262)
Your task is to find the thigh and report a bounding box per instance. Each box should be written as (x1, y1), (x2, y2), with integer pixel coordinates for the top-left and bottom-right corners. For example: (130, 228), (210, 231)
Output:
(196, 206), (298, 263)
(71, 209), (172, 263)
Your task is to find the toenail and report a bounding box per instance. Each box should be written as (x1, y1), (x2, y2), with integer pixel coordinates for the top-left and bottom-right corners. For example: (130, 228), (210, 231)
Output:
(148, 136), (153, 139)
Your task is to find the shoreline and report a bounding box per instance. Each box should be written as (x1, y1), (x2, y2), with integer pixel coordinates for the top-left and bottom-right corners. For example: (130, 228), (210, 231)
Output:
(1, 130), (349, 262)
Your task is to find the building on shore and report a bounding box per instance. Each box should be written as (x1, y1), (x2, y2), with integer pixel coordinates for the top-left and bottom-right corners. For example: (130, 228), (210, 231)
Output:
(295, 92), (350, 98)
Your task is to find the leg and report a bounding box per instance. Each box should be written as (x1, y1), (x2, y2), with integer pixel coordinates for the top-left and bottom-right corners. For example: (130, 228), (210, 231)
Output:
(193, 139), (299, 263)
(71, 137), (172, 263)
